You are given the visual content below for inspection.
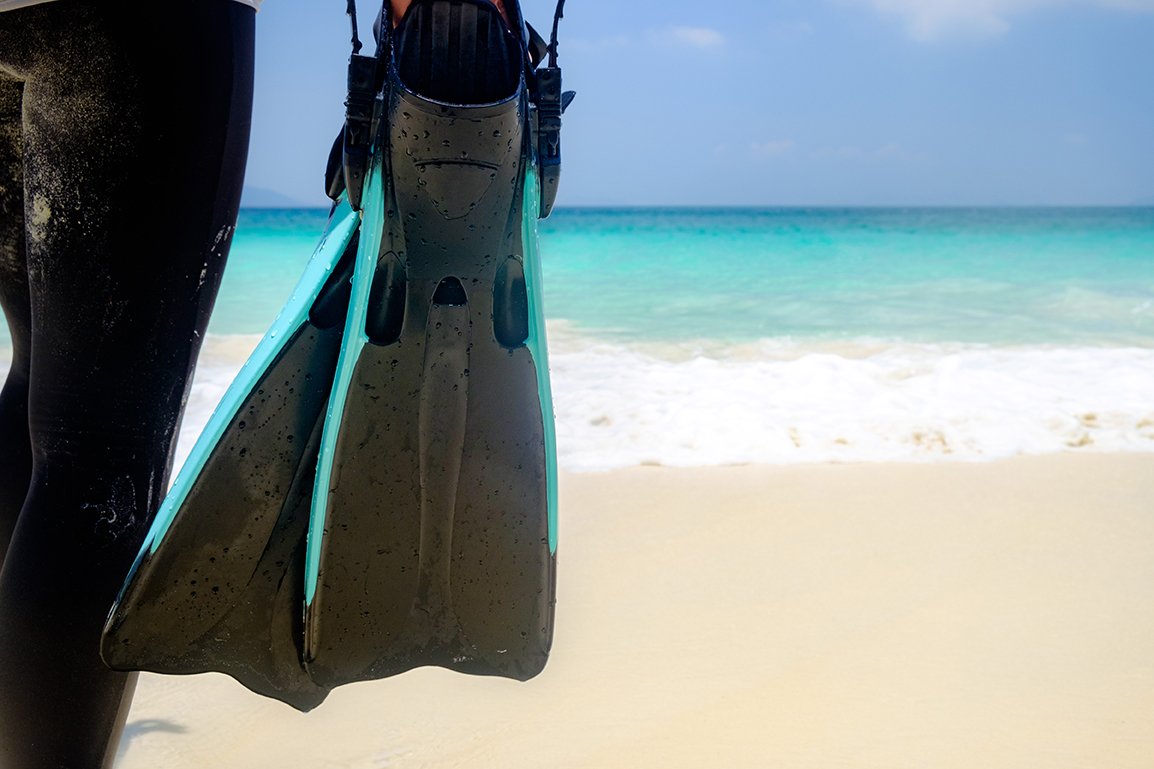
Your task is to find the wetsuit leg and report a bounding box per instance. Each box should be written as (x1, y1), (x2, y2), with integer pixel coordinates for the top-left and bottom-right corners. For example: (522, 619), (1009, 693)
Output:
(0, 75), (31, 559)
(0, 2), (254, 766)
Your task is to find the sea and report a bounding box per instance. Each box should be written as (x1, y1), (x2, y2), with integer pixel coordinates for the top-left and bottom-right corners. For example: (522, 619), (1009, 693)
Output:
(3, 207), (1154, 472)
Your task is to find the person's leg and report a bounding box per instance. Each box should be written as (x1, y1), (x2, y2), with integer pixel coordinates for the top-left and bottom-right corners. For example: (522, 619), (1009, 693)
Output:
(0, 75), (31, 559)
(0, 1), (254, 766)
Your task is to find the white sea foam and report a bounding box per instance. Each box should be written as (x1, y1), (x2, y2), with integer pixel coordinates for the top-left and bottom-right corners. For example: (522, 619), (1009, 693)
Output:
(547, 328), (1154, 471)
(6, 330), (1154, 476)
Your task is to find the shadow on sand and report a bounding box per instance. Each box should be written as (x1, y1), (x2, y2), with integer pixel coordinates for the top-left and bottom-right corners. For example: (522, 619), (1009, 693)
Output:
(115, 719), (189, 763)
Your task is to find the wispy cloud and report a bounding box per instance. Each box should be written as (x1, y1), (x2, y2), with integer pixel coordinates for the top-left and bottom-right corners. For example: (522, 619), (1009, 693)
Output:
(810, 142), (926, 162)
(750, 140), (797, 158)
(654, 26), (727, 49)
(771, 21), (816, 40)
(842, 0), (1154, 41)
(875, 142), (908, 158)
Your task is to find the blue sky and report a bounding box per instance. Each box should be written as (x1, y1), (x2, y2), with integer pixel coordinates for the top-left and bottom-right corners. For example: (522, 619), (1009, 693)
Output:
(245, 0), (1154, 207)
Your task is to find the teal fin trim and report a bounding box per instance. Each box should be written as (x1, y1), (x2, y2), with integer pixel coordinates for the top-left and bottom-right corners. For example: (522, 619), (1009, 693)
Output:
(304, 158), (383, 608)
(146, 204), (357, 556)
(522, 168), (559, 554)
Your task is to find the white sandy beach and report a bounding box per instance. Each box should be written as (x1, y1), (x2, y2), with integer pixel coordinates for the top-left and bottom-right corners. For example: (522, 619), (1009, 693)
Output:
(116, 453), (1154, 768)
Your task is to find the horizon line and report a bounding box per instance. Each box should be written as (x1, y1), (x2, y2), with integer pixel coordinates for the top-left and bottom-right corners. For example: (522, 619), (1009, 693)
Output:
(240, 202), (1154, 211)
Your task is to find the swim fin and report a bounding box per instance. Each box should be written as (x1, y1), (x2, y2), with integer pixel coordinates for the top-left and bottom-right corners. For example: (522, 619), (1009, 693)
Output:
(100, 207), (360, 712)
(302, 0), (558, 688)
(102, 0), (564, 710)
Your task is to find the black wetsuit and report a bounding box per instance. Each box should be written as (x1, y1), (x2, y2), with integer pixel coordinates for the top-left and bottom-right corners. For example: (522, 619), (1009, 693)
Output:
(0, 1), (254, 765)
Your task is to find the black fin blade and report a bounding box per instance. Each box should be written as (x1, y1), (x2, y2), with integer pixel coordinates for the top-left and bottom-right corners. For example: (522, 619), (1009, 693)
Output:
(102, 323), (343, 711)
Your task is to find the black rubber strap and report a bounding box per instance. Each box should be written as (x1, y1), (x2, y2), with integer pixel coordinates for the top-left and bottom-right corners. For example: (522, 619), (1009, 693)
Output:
(348, 0), (363, 54)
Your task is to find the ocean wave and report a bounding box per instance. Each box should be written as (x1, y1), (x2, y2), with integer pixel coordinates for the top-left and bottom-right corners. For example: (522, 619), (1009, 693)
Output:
(6, 331), (1154, 475)
(548, 331), (1154, 471)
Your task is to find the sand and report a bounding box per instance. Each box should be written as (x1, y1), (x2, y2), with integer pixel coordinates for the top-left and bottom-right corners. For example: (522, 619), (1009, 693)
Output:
(115, 453), (1154, 768)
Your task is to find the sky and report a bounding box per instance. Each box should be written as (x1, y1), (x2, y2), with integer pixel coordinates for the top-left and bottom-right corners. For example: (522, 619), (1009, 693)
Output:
(244, 0), (1154, 207)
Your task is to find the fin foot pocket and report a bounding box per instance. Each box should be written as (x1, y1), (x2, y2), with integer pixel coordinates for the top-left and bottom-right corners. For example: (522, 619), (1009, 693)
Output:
(395, 0), (521, 105)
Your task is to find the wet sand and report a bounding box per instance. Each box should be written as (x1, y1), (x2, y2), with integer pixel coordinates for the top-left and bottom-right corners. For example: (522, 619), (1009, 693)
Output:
(116, 453), (1154, 768)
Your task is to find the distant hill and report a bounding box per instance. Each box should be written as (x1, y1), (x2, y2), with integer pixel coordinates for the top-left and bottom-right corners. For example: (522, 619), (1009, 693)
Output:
(240, 186), (326, 209)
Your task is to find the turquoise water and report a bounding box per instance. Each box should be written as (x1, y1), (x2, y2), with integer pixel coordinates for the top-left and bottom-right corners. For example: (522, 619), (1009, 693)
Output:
(5, 207), (1154, 469)
(2, 207), (1152, 351)
(207, 207), (1154, 347)
(539, 208), (1154, 347)
(208, 209), (338, 335)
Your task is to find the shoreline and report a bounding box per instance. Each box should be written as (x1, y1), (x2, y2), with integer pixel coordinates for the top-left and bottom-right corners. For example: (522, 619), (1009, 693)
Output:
(117, 452), (1154, 768)
(9, 331), (1154, 472)
(168, 334), (1154, 472)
